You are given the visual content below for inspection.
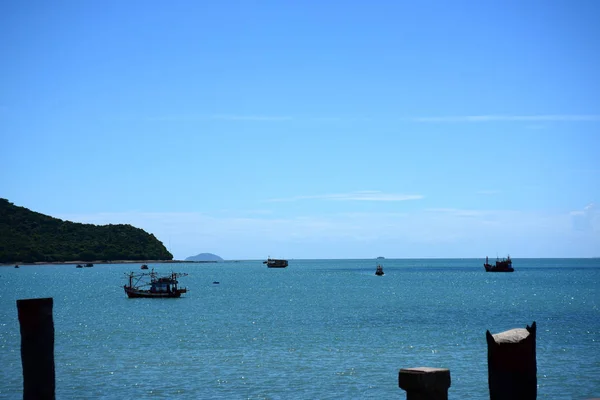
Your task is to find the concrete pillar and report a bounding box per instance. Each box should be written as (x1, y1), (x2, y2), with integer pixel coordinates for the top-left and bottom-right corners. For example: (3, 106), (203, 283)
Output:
(486, 321), (536, 400)
(17, 298), (55, 400)
(398, 367), (451, 400)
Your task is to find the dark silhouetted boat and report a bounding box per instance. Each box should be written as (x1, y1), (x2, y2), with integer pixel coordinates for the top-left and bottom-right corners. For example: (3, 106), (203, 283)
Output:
(84, 263), (94, 268)
(263, 258), (288, 268)
(76, 264), (83, 268)
(124, 270), (188, 298)
(375, 264), (385, 276)
(484, 255), (514, 272)
(141, 264), (149, 270)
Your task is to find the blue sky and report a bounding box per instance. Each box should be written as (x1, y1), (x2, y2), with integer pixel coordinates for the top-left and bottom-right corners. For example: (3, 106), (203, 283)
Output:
(1, 1), (599, 259)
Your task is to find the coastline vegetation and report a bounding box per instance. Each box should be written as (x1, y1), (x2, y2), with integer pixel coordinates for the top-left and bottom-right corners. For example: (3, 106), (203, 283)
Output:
(0, 198), (173, 263)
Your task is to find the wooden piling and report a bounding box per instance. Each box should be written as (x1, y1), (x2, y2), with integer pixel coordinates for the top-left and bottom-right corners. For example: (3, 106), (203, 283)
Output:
(398, 367), (451, 400)
(17, 298), (55, 400)
(486, 321), (536, 400)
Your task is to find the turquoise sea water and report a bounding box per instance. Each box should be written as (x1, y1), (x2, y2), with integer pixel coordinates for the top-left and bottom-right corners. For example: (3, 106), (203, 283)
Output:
(1, 258), (599, 399)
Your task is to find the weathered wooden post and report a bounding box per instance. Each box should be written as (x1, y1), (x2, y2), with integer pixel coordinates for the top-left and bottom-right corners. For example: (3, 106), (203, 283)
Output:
(17, 298), (55, 400)
(486, 321), (536, 400)
(398, 367), (451, 400)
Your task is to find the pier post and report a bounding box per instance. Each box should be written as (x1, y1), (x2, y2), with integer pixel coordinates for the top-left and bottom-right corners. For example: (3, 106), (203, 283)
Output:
(398, 367), (451, 400)
(17, 298), (55, 400)
(486, 321), (536, 400)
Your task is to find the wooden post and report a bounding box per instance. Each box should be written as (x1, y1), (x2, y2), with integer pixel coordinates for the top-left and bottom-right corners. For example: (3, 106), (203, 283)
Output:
(486, 321), (536, 400)
(398, 367), (451, 400)
(17, 298), (55, 400)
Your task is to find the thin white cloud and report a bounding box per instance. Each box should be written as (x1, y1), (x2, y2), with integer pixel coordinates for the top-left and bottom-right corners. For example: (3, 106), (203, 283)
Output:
(570, 203), (596, 216)
(56, 206), (598, 259)
(267, 191), (424, 202)
(571, 203), (598, 232)
(412, 115), (600, 123)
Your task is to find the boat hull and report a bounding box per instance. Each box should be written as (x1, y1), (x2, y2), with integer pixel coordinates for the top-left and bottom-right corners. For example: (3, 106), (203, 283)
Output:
(484, 264), (514, 272)
(266, 259), (288, 268)
(124, 286), (186, 298)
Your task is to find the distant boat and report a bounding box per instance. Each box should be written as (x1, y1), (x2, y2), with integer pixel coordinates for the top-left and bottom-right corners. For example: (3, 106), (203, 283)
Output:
(484, 255), (514, 272)
(263, 258), (288, 268)
(124, 270), (188, 298)
(76, 264), (83, 268)
(84, 263), (94, 268)
(377, 256), (385, 260)
(375, 264), (385, 276)
(141, 264), (149, 270)
(14, 264), (19, 269)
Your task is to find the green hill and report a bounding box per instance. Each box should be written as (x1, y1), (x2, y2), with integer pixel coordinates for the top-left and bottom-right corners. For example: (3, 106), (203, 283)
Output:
(0, 198), (173, 263)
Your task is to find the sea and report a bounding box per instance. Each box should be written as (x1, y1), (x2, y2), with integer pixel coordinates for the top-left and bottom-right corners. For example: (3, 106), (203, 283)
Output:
(1, 258), (599, 399)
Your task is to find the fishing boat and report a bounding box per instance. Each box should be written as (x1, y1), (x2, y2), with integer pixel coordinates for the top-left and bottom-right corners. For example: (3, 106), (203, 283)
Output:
(484, 255), (514, 272)
(375, 264), (385, 276)
(124, 270), (188, 298)
(263, 258), (288, 268)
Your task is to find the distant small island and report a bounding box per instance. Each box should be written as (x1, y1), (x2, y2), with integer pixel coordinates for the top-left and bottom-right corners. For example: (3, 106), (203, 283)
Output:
(185, 253), (223, 262)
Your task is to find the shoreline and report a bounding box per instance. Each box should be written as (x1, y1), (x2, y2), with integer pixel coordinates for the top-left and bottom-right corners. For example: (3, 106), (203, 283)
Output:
(0, 260), (199, 267)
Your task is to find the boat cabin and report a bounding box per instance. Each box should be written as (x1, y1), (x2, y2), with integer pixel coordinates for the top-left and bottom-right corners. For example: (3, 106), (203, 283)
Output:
(150, 277), (178, 293)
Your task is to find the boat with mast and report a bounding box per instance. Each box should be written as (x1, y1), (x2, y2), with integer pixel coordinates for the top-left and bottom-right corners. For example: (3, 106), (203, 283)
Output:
(263, 257), (288, 268)
(484, 255), (514, 272)
(124, 269), (188, 298)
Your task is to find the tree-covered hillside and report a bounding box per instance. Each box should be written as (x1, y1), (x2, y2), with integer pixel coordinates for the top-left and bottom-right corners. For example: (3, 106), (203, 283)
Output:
(0, 198), (173, 263)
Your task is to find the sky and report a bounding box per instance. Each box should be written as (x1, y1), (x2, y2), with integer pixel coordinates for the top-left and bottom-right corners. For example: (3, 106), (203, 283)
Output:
(1, 0), (599, 260)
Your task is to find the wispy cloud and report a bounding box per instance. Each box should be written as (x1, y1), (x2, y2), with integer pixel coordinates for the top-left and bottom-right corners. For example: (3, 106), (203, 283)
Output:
(267, 191), (424, 202)
(56, 205), (599, 259)
(570, 203), (596, 216)
(571, 203), (598, 232)
(411, 115), (600, 123)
